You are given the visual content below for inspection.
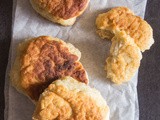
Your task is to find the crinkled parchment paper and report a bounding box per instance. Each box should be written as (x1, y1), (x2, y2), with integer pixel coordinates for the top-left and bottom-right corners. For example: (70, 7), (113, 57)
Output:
(5, 0), (147, 120)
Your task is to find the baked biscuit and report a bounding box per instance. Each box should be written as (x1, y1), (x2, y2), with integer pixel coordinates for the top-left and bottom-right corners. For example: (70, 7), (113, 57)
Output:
(30, 0), (90, 26)
(32, 76), (110, 120)
(96, 7), (154, 52)
(105, 32), (142, 84)
(10, 36), (89, 102)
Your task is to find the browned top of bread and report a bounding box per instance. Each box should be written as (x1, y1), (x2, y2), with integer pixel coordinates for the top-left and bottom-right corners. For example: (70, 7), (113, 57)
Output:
(11, 36), (88, 102)
(96, 7), (154, 52)
(32, 77), (109, 120)
(31, 0), (89, 19)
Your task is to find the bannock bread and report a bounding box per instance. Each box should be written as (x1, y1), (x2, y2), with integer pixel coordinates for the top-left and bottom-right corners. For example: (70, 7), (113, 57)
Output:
(96, 7), (154, 52)
(105, 32), (142, 84)
(10, 36), (89, 102)
(30, 0), (90, 26)
(32, 76), (110, 120)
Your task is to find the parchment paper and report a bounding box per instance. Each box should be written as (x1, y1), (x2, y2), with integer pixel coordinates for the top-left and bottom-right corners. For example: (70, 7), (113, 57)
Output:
(5, 0), (148, 120)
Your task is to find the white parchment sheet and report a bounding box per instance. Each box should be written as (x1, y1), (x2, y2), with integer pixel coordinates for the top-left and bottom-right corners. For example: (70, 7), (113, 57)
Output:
(5, 0), (147, 120)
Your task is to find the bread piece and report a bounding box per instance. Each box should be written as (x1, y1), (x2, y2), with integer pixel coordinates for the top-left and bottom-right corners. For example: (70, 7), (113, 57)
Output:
(96, 7), (154, 52)
(32, 76), (110, 120)
(10, 36), (89, 102)
(105, 32), (142, 84)
(30, 0), (90, 26)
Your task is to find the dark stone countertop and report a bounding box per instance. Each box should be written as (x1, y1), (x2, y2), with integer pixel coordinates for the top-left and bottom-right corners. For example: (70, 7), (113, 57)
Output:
(138, 0), (160, 119)
(0, 0), (160, 119)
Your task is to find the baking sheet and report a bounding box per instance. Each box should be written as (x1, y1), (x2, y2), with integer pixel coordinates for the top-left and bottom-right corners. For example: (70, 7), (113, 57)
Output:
(5, 0), (147, 120)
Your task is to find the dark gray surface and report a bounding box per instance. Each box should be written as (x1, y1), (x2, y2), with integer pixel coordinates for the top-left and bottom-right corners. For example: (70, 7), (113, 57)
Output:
(0, 0), (12, 120)
(0, 0), (159, 120)
(138, 0), (160, 119)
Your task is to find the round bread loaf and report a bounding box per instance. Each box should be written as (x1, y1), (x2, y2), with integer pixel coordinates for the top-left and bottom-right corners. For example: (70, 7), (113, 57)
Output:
(30, 0), (90, 26)
(32, 76), (110, 120)
(10, 36), (89, 102)
(96, 7), (154, 52)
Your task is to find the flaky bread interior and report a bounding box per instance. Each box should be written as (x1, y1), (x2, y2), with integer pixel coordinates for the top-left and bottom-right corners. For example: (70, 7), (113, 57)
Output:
(96, 7), (154, 52)
(105, 31), (142, 84)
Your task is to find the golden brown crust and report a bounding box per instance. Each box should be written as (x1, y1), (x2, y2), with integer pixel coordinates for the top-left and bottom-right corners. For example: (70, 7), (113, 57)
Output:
(10, 36), (88, 102)
(96, 7), (154, 52)
(30, 0), (90, 25)
(32, 77), (109, 120)
(32, 0), (88, 19)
